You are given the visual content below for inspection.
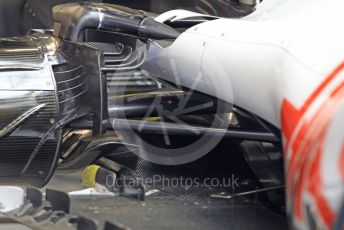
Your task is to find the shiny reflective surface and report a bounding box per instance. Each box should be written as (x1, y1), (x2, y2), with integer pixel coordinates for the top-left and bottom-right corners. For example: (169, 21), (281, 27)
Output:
(0, 33), (61, 187)
(53, 2), (179, 41)
(0, 91), (60, 187)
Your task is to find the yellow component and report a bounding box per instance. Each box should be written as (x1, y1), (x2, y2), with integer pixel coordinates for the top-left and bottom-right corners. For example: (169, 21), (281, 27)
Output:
(81, 165), (100, 188)
(143, 117), (160, 122)
(108, 93), (138, 99)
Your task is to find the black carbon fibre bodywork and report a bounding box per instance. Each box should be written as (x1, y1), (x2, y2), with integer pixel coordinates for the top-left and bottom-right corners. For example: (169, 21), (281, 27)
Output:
(53, 41), (105, 135)
(0, 36), (61, 187)
(0, 91), (61, 187)
(0, 33), (105, 186)
(52, 2), (179, 41)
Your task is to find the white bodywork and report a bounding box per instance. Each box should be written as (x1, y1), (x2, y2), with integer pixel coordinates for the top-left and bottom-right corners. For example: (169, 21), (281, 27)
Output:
(147, 0), (344, 127)
(144, 0), (344, 229)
